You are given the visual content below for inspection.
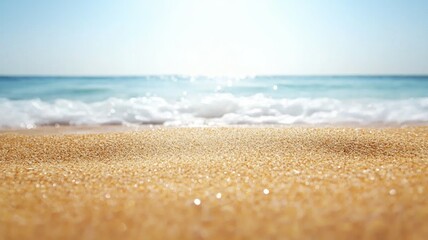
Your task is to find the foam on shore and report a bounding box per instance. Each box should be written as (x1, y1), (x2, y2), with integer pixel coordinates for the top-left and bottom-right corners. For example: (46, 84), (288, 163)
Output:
(1, 95), (428, 128)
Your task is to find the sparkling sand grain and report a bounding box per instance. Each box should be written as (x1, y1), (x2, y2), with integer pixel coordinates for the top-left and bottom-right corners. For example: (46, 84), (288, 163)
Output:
(1, 127), (428, 239)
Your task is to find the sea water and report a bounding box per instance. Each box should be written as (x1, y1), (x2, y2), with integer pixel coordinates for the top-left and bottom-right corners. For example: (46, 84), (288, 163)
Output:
(0, 76), (427, 128)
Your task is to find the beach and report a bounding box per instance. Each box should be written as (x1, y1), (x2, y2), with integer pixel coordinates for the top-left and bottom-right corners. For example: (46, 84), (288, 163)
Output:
(2, 0), (428, 238)
(1, 127), (427, 239)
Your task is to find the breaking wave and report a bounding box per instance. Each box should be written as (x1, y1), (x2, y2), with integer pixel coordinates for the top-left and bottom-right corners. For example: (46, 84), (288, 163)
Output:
(1, 94), (428, 128)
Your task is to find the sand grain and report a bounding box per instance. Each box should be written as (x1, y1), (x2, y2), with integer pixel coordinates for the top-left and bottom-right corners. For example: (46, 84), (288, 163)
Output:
(1, 127), (428, 239)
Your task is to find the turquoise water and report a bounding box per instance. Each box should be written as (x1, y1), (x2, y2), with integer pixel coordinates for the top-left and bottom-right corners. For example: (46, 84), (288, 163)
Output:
(0, 76), (427, 127)
(1, 76), (428, 101)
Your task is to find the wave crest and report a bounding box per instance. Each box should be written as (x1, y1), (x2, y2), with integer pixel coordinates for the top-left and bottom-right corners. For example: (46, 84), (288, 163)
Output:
(1, 94), (428, 128)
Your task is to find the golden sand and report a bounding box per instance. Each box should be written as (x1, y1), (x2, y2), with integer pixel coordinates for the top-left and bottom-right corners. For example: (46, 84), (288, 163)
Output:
(1, 127), (427, 240)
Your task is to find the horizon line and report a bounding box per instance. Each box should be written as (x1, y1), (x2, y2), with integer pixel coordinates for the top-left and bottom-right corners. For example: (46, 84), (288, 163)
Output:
(1, 74), (428, 78)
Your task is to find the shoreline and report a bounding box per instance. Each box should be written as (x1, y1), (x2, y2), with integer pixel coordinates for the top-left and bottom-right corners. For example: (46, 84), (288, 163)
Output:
(1, 127), (427, 239)
(1, 122), (428, 135)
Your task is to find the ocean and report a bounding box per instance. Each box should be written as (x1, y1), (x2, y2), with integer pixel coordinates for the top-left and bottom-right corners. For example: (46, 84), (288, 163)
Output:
(0, 76), (427, 128)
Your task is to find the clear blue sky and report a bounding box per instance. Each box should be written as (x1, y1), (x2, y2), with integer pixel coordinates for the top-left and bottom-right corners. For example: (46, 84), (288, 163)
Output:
(0, 0), (427, 76)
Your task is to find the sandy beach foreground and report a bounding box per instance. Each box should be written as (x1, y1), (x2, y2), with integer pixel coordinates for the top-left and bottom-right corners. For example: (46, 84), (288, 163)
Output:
(1, 127), (427, 239)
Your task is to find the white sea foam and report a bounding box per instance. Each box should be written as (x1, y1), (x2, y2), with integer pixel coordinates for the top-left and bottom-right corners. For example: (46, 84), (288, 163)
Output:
(1, 94), (428, 128)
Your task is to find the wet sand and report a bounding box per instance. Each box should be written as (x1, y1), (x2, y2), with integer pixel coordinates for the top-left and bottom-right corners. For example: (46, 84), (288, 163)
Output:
(1, 127), (428, 239)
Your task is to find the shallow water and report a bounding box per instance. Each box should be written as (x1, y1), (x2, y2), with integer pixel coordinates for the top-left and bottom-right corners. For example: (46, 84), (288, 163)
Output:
(0, 76), (427, 128)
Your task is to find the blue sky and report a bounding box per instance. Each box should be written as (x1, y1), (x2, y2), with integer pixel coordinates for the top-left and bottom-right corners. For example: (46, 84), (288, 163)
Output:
(0, 0), (427, 75)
